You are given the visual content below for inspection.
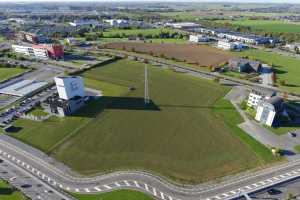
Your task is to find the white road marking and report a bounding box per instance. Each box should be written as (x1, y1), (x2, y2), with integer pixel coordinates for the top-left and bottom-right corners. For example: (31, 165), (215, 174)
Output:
(168, 196), (173, 200)
(94, 186), (102, 191)
(144, 183), (149, 191)
(134, 181), (140, 188)
(153, 187), (157, 196)
(103, 185), (111, 189)
(84, 188), (90, 192)
(124, 180), (130, 186)
(160, 192), (165, 200)
(75, 188), (80, 192)
(114, 182), (121, 187)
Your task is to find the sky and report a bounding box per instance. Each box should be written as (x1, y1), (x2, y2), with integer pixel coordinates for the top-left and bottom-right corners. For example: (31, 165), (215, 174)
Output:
(0, 0), (299, 2)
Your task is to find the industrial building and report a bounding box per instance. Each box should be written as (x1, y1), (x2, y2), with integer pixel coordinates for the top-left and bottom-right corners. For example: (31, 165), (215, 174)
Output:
(217, 40), (236, 50)
(104, 19), (129, 28)
(165, 22), (200, 30)
(189, 35), (210, 43)
(0, 79), (48, 97)
(44, 76), (86, 117)
(69, 20), (101, 27)
(16, 31), (47, 44)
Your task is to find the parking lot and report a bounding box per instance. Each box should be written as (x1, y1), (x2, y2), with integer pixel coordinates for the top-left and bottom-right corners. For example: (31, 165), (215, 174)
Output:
(0, 86), (57, 127)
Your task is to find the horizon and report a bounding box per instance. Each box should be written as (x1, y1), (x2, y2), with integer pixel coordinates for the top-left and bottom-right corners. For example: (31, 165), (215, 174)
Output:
(0, 0), (300, 3)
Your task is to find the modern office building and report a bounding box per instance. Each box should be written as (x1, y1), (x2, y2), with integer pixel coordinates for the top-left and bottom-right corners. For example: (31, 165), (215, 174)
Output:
(247, 88), (276, 108)
(255, 96), (283, 127)
(12, 44), (64, 59)
(54, 76), (85, 100)
(12, 44), (48, 59)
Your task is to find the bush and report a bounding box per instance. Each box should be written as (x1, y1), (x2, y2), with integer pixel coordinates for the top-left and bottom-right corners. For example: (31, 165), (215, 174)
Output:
(240, 101), (247, 110)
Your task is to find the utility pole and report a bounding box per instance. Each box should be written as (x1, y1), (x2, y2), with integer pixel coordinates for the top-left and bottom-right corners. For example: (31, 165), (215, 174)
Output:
(144, 65), (150, 105)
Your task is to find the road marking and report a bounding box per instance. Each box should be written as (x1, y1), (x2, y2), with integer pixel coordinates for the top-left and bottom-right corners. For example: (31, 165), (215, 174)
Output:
(134, 181), (140, 188)
(152, 188), (157, 196)
(84, 188), (90, 192)
(103, 185), (111, 189)
(75, 188), (80, 192)
(160, 192), (165, 199)
(124, 180), (130, 186)
(94, 186), (102, 191)
(168, 196), (173, 200)
(114, 182), (121, 187)
(144, 183), (149, 191)
(252, 183), (259, 187)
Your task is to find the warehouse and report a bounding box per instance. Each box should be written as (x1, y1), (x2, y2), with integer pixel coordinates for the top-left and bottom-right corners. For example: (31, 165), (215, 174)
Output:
(0, 79), (48, 97)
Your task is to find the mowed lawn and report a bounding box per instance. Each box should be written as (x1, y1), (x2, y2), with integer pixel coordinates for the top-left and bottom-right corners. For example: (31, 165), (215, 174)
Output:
(234, 49), (300, 94)
(0, 180), (26, 200)
(73, 190), (153, 200)
(11, 59), (275, 183)
(0, 68), (27, 81)
(218, 19), (300, 33)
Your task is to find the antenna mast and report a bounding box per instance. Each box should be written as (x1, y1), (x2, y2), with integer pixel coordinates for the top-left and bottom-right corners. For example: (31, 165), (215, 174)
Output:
(144, 65), (150, 105)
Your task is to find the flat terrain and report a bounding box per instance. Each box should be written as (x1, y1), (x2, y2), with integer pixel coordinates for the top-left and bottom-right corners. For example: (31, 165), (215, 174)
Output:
(217, 19), (300, 33)
(0, 67), (27, 82)
(11, 59), (275, 183)
(105, 42), (233, 67)
(234, 49), (300, 94)
(102, 28), (179, 38)
(73, 189), (153, 200)
(0, 180), (26, 200)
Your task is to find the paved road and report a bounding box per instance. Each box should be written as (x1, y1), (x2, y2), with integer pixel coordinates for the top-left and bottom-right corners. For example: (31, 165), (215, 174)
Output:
(0, 134), (300, 200)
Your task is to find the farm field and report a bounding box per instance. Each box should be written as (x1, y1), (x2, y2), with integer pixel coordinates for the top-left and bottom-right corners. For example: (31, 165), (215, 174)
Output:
(73, 189), (153, 200)
(217, 19), (300, 33)
(0, 67), (27, 82)
(10, 59), (276, 183)
(105, 42), (233, 67)
(0, 180), (26, 200)
(234, 49), (300, 94)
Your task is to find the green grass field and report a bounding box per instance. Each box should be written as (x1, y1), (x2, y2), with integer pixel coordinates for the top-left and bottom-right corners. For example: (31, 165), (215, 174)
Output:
(234, 49), (300, 94)
(218, 19), (300, 33)
(27, 108), (48, 117)
(10, 59), (276, 183)
(103, 28), (181, 38)
(0, 68), (27, 82)
(73, 190), (153, 200)
(0, 180), (27, 200)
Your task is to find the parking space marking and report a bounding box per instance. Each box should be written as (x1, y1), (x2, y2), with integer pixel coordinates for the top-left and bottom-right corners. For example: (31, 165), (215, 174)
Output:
(114, 182), (120, 187)
(94, 186), (102, 191)
(153, 187), (157, 196)
(144, 183), (149, 191)
(160, 192), (165, 200)
(124, 180), (130, 186)
(103, 185), (111, 189)
(134, 181), (140, 188)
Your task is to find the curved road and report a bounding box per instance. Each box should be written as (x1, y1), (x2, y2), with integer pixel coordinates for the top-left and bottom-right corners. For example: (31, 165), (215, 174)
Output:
(0, 135), (300, 200)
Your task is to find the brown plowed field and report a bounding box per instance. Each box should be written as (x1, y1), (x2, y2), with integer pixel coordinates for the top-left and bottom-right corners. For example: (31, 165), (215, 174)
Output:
(105, 42), (234, 67)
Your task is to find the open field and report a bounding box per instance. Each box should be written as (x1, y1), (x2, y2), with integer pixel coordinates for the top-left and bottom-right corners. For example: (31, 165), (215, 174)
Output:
(0, 67), (27, 82)
(103, 28), (180, 38)
(217, 19), (300, 33)
(105, 42), (233, 67)
(0, 180), (27, 200)
(234, 49), (300, 94)
(73, 189), (153, 200)
(10, 59), (276, 183)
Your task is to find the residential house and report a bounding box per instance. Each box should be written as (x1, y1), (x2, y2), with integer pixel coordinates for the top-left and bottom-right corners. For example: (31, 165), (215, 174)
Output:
(228, 58), (262, 73)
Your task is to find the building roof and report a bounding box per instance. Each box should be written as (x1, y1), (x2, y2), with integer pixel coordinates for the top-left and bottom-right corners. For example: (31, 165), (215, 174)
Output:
(265, 96), (284, 112)
(229, 58), (261, 72)
(250, 87), (276, 98)
(0, 79), (48, 97)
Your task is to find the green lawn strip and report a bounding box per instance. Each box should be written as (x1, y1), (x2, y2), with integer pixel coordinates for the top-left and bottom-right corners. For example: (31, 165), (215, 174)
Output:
(0, 68), (27, 82)
(102, 28), (180, 38)
(217, 19), (300, 33)
(264, 125), (297, 136)
(234, 49), (300, 94)
(72, 190), (153, 200)
(146, 38), (187, 44)
(0, 180), (27, 200)
(213, 98), (278, 163)
(27, 108), (48, 117)
(294, 145), (300, 153)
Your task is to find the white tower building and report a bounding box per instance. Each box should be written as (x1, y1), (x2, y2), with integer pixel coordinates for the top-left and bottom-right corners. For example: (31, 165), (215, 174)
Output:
(54, 76), (85, 100)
